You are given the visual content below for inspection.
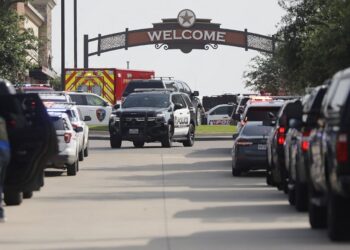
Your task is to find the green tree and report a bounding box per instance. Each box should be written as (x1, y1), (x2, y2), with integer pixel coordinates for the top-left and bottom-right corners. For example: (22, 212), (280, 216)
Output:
(0, 0), (38, 83)
(244, 0), (350, 94)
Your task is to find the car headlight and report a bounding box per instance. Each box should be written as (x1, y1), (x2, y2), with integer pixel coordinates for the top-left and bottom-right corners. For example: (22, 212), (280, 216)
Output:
(156, 113), (165, 118)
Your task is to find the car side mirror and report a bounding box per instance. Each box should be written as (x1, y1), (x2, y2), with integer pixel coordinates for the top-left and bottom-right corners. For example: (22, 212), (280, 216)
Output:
(193, 91), (199, 97)
(84, 116), (92, 122)
(174, 103), (183, 110)
(75, 126), (83, 133)
(114, 104), (120, 110)
(289, 118), (302, 130)
(232, 133), (239, 140)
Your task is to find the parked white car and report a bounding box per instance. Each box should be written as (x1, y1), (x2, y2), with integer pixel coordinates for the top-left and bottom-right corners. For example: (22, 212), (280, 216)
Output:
(47, 113), (80, 176)
(206, 104), (234, 125)
(47, 103), (90, 161)
(66, 92), (112, 126)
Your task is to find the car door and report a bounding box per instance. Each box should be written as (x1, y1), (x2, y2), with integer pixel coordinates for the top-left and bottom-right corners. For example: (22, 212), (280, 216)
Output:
(172, 94), (190, 136)
(208, 105), (231, 125)
(85, 94), (112, 126)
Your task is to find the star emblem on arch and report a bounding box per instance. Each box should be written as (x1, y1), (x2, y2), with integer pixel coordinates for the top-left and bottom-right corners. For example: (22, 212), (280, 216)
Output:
(177, 9), (196, 28)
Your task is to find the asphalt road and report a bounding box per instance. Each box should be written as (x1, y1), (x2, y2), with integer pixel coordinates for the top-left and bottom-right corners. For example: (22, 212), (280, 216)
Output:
(0, 139), (349, 250)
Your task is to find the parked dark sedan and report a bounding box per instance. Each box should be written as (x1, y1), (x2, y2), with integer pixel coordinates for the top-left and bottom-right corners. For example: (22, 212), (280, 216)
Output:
(232, 122), (273, 176)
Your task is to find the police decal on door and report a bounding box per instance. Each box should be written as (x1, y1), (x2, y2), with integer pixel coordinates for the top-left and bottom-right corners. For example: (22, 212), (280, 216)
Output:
(175, 116), (189, 128)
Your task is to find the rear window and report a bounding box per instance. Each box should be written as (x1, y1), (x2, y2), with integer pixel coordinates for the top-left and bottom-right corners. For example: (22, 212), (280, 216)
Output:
(244, 106), (281, 121)
(123, 81), (164, 96)
(242, 125), (273, 136)
(50, 116), (65, 131)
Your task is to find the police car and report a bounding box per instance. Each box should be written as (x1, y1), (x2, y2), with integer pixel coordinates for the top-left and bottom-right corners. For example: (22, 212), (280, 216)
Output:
(46, 103), (91, 161)
(109, 91), (196, 148)
(66, 92), (112, 126)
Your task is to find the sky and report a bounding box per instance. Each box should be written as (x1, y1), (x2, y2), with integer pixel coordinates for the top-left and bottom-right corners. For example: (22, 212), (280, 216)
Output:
(52, 0), (285, 96)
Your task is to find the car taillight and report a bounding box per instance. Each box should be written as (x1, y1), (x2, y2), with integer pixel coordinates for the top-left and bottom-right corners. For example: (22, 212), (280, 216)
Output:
(277, 126), (286, 145)
(301, 130), (311, 152)
(64, 133), (72, 143)
(237, 140), (253, 146)
(336, 133), (348, 164)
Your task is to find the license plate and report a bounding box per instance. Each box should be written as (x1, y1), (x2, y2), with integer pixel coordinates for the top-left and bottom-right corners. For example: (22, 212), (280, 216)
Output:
(129, 129), (139, 135)
(258, 144), (267, 150)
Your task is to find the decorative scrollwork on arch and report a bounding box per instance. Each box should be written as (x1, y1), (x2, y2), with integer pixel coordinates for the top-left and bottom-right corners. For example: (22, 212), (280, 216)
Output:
(204, 44), (219, 50)
(155, 43), (169, 50)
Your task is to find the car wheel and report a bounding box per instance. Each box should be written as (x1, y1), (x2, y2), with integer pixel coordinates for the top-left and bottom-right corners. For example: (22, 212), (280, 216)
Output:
(161, 124), (173, 148)
(196, 108), (201, 126)
(133, 141), (145, 148)
(308, 184), (326, 229)
(84, 141), (89, 157)
(232, 168), (242, 177)
(110, 134), (122, 148)
(23, 191), (33, 199)
(183, 124), (195, 147)
(266, 171), (274, 186)
(4, 191), (23, 206)
(328, 193), (350, 241)
(288, 182), (296, 206)
(78, 149), (84, 161)
(295, 182), (308, 212)
(67, 160), (78, 176)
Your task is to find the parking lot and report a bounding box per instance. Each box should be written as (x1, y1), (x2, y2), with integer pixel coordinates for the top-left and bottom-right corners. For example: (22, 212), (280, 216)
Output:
(0, 139), (349, 250)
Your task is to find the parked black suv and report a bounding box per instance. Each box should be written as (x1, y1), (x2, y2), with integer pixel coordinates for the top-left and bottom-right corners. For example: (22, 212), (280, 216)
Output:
(266, 99), (302, 192)
(284, 85), (328, 211)
(122, 79), (203, 125)
(109, 91), (196, 148)
(308, 68), (350, 241)
(0, 91), (57, 205)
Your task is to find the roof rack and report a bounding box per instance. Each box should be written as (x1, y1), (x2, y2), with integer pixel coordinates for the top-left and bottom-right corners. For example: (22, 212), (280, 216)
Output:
(133, 88), (173, 92)
(151, 76), (174, 80)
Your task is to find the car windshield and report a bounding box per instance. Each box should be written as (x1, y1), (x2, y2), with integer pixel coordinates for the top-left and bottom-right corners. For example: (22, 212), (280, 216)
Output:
(50, 116), (65, 131)
(123, 94), (170, 108)
(123, 81), (164, 96)
(242, 125), (273, 136)
(245, 106), (281, 121)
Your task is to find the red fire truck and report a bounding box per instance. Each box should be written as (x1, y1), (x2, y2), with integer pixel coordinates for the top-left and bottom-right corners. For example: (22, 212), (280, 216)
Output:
(64, 68), (155, 104)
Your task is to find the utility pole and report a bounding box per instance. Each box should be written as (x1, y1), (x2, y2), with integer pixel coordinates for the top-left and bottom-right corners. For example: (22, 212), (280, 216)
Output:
(61, 0), (65, 90)
(74, 0), (78, 68)
(127, 61), (130, 69)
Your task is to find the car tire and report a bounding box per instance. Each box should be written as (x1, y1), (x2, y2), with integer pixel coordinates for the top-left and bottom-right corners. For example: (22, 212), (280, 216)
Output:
(308, 185), (326, 229)
(84, 141), (89, 157)
(328, 193), (350, 241)
(110, 134), (122, 148)
(295, 182), (308, 212)
(78, 149), (84, 161)
(232, 167), (242, 177)
(67, 160), (78, 176)
(266, 171), (274, 186)
(161, 124), (173, 148)
(4, 191), (23, 206)
(288, 184), (296, 206)
(23, 191), (33, 199)
(196, 108), (201, 126)
(133, 141), (145, 148)
(183, 124), (195, 147)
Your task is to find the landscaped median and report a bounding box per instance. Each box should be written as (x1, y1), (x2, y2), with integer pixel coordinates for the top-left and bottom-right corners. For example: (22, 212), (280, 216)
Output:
(89, 125), (236, 135)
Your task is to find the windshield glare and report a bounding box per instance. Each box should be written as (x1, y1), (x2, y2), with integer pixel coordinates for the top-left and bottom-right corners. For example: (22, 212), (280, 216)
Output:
(123, 94), (170, 108)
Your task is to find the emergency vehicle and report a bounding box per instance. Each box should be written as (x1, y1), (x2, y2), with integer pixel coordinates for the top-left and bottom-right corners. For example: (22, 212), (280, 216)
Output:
(64, 68), (155, 104)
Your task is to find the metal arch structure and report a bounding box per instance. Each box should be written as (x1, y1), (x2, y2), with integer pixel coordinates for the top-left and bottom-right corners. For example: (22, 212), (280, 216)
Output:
(83, 14), (276, 68)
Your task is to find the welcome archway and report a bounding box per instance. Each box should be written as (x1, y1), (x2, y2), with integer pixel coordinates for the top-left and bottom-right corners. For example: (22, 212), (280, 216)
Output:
(83, 9), (276, 67)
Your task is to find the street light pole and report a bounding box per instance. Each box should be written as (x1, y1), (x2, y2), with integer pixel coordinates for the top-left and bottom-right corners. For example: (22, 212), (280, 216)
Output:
(61, 0), (65, 90)
(74, 0), (78, 68)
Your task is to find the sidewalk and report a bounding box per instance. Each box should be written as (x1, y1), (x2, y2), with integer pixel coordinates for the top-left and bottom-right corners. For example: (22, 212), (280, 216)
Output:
(89, 131), (233, 141)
